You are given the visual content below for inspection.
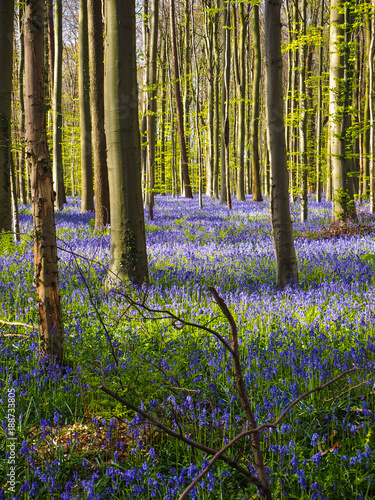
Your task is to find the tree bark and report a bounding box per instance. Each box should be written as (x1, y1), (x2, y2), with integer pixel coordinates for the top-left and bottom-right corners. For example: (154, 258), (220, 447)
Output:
(147, 0), (159, 219)
(299, 0), (308, 221)
(53, 0), (65, 210)
(265, 0), (298, 288)
(220, 1), (231, 208)
(0, 0), (14, 233)
(369, 0), (375, 212)
(251, 3), (263, 202)
(170, 0), (193, 198)
(104, 0), (149, 286)
(25, 0), (63, 364)
(18, 4), (27, 205)
(316, 1), (324, 202)
(330, 0), (356, 220)
(88, 0), (110, 228)
(233, 3), (246, 201)
(47, 0), (55, 99)
(79, 0), (94, 212)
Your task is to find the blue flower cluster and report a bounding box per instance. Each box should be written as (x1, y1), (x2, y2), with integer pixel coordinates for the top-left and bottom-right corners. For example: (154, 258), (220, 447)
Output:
(0, 195), (374, 498)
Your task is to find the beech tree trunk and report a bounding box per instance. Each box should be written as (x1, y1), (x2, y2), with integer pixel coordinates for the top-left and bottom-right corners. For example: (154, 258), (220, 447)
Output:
(25, 0), (63, 364)
(251, 3), (263, 202)
(18, 4), (27, 205)
(147, 0), (159, 219)
(265, 0), (298, 288)
(104, 0), (149, 286)
(53, 0), (65, 209)
(330, 0), (356, 220)
(170, 0), (193, 198)
(88, 0), (110, 229)
(299, 0), (308, 221)
(0, 0), (14, 233)
(316, 1), (324, 202)
(79, 0), (94, 212)
(220, 1), (231, 208)
(233, 3), (246, 201)
(369, 0), (375, 213)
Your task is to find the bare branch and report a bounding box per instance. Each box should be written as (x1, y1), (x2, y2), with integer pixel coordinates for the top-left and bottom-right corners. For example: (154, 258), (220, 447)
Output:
(0, 319), (37, 330)
(99, 383), (264, 490)
(178, 366), (357, 499)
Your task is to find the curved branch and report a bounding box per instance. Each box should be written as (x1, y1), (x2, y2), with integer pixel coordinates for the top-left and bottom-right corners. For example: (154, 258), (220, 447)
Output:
(179, 366), (357, 499)
(99, 383), (264, 490)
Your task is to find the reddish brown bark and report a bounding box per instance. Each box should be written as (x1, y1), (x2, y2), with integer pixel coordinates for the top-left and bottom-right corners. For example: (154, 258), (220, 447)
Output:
(25, 0), (63, 364)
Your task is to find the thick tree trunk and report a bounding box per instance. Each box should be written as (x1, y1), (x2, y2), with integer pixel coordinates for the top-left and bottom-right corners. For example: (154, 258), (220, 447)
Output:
(265, 0), (298, 289)
(88, 0), (110, 229)
(0, 0), (14, 233)
(25, 0), (63, 364)
(104, 0), (149, 286)
(170, 0), (193, 198)
(53, 0), (65, 210)
(79, 0), (94, 212)
(251, 3), (263, 202)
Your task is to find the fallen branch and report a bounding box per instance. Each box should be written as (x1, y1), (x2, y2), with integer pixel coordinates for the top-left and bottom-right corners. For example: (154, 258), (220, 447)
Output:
(99, 383), (265, 492)
(0, 319), (36, 330)
(178, 366), (356, 500)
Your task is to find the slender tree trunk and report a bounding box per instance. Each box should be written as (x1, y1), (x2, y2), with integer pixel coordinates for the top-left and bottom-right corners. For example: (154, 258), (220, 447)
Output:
(289, 3), (299, 203)
(220, 1), (231, 208)
(25, 0), (63, 364)
(183, 0), (191, 168)
(104, 0), (149, 286)
(369, 0), (375, 212)
(0, 0), (14, 233)
(330, 0), (356, 220)
(234, 4), (246, 201)
(88, 0), (110, 228)
(251, 3), (263, 201)
(265, 0), (298, 288)
(10, 153), (20, 242)
(142, 0), (149, 205)
(316, 2), (324, 202)
(170, 0), (193, 198)
(300, 0), (308, 221)
(147, 0), (159, 219)
(160, 38), (167, 190)
(212, 0), (220, 199)
(79, 0), (94, 211)
(203, 0), (214, 197)
(192, 0), (203, 208)
(330, 0), (345, 218)
(53, 0), (65, 210)
(363, 5), (371, 198)
(18, 5), (27, 205)
(47, 0), (54, 99)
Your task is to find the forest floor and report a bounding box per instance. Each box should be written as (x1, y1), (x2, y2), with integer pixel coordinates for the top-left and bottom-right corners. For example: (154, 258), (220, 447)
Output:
(0, 194), (374, 499)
